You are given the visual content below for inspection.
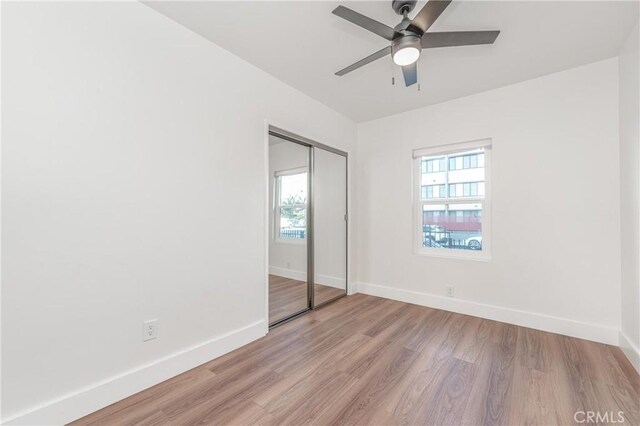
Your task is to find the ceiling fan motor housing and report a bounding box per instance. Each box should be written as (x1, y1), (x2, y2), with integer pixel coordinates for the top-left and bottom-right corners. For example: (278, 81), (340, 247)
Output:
(392, 0), (418, 16)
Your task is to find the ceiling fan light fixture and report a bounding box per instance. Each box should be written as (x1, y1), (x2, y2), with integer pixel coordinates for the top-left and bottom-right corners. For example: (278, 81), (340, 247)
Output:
(393, 46), (420, 66)
(391, 34), (422, 66)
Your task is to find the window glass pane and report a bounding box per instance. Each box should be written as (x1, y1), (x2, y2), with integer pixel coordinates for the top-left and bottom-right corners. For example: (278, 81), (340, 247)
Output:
(422, 157), (446, 174)
(279, 172), (307, 205)
(422, 203), (483, 251)
(279, 207), (306, 239)
(418, 148), (487, 253)
(423, 184), (444, 199)
(278, 171), (307, 239)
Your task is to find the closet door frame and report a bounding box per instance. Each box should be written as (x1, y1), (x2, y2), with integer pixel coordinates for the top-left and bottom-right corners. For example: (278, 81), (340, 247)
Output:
(267, 125), (348, 327)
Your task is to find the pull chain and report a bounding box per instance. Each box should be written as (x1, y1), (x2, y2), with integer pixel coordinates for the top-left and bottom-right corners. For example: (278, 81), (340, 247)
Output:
(391, 55), (395, 85)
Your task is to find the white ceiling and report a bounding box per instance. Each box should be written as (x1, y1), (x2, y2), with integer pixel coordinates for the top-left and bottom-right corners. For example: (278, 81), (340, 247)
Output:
(145, 1), (639, 122)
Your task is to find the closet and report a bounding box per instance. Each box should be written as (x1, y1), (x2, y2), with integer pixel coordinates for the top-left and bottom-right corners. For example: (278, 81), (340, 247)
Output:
(267, 127), (347, 326)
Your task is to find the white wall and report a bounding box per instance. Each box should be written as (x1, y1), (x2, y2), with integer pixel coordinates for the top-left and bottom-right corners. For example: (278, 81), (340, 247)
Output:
(356, 58), (621, 345)
(619, 22), (640, 372)
(1, 2), (356, 423)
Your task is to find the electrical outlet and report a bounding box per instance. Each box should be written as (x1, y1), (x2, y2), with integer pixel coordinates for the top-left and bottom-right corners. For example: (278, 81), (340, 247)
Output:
(143, 320), (158, 342)
(446, 286), (455, 297)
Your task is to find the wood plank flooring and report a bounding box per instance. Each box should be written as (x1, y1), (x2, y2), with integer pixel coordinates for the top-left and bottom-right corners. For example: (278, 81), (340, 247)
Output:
(72, 294), (640, 426)
(269, 275), (308, 324)
(269, 275), (345, 324)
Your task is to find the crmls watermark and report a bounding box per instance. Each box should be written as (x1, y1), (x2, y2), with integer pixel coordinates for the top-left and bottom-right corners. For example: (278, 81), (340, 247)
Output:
(574, 411), (625, 423)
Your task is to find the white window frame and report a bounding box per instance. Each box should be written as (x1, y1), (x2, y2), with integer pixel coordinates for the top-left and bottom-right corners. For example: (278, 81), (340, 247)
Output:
(413, 139), (492, 260)
(274, 167), (308, 244)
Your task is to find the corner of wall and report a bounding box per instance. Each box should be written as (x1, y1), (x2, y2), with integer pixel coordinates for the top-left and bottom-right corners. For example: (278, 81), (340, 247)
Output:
(619, 330), (640, 374)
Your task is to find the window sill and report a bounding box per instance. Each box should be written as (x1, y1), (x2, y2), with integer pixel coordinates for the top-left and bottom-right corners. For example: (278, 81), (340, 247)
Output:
(275, 238), (307, 245)
(413, 248), (492, 262)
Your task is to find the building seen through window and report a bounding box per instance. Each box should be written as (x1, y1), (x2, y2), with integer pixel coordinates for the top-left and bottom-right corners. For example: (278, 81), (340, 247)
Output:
(418, 148), (487, 251)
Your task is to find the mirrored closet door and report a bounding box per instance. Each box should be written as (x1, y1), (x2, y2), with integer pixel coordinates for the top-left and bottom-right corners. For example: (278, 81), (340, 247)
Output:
(268, 127), (347, 327)
(312, 148), (347, 307)
(268, 135), (310, 325)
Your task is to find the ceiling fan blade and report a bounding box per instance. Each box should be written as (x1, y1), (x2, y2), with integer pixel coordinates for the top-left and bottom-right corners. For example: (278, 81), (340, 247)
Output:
(408, 0), (452, 34)
(335, 46), (391, 76)
(422, 31), (500, 48)
(402, 62), (418, 86)
(333, 6), (398, 41)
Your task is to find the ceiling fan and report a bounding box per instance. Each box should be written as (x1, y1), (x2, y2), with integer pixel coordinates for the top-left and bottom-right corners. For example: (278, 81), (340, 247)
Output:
(333, 0), (500, 87)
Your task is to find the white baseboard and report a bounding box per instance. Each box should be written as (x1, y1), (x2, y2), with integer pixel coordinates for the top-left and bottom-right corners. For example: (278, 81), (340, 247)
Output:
(619, 330), (640, 374)
(315, 274), (346, 289)
(269, 266), (306, 282)
(356, 282), (619, 346)
(269, 266), (345, 290)
(3, 320), (267, 425)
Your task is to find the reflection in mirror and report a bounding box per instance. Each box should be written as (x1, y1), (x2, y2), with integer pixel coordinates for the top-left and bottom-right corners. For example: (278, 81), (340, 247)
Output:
(268, 135), (309, 324)
(313, 148), (347, 306)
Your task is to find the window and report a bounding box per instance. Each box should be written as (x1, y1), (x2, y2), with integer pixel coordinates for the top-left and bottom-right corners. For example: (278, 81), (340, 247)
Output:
(414, 139), (491, 259)
(275, 168), (307, 241)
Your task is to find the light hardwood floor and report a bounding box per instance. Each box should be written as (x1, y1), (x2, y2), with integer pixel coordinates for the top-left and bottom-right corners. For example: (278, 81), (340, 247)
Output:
(269, 275), (345, 324)
(72, 294), (640, 426)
